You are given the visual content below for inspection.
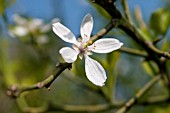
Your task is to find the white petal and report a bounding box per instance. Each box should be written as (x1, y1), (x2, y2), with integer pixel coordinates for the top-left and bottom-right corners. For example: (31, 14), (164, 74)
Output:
(29, 19), (44, 31)
(37, 35), (48, 44)
(40, 24), (51, 32)
(12, 26), (29, 37)
(91, 38), (123, 53)
(53, 22), (77, 44)
(31, 18), (44, 27)
(51, 18), (60, 24)
(80, 14), (93, 43)
(59, 47), (78, 63)
(13, 14), (27, 25)
(85, 55), (107, 86)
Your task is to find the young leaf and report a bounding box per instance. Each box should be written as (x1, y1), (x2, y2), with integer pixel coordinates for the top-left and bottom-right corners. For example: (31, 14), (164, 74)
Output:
(150, 8), (170, 36)
(142, 61), (158, 77)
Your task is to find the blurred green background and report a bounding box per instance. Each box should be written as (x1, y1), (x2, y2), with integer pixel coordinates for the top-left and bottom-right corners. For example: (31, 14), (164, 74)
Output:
(0, 0), (170, 113)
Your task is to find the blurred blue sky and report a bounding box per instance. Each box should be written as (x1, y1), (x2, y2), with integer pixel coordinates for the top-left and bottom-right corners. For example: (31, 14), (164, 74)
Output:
(3, 0), (164, 37)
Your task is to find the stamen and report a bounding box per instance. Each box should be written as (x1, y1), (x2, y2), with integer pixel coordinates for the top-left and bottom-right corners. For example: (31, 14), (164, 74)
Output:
(88, 40), (93, 45)
(94, 46), (96, 49)
(82, 43), (87, 48)
(93, 43), (96, 50)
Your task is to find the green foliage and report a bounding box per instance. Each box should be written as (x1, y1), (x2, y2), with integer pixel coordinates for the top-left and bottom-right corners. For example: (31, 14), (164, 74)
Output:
(72, 59), (85, 78)
(0, 0), (6, 14)
(150, 8), (170, 36)
(1, 1), (170, 113)
(0, 0), (16, 14)
(106, 51), (121, 100)
(106, 51), (120, 69)
(142, 61), (159, 77)
(137, 28), (152, 41)
(90, 2), (111, 19)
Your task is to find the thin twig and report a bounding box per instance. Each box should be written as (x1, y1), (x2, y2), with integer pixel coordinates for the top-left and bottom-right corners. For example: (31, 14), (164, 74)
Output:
(6, 63), (72, 97)
(93, 0), (170, 61)
(115, 75), (161, 113)
(17, 94), (170, 113)
(91, 21), (113, 41)
(146, 42), (170, 59)
(139, 95), (170, 106)
(20, 102), (121, 113)
(17, 76), (169, 113)
(119, 47), (148, 57)
(6, 19), (115, 98)
(121, 0), (133, 25)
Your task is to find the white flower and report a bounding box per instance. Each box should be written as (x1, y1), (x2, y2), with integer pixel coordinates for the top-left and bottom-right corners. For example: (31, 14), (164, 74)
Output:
(10, 14), (57, 44)
(10, 26), (29, 37)
(52, 14), (123, 86)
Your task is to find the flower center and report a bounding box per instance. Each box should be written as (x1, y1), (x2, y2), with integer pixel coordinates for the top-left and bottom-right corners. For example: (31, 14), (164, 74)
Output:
(79, 43), (87, 53)
(73, 38), (94, 56)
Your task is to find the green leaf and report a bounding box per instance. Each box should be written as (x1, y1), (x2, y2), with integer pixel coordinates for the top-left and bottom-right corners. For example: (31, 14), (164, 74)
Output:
(106, 51), (120, 100)
(161, 38), (169, 51)
(0, 0), (6, 14)
(91, 3), (111, 19)
(72, 59), (85, 78)
(106, 51), (120, 69)
(142, 61), (158, 77)
(150, 8), (170, 35)
(0, 0), (16, 14)
(137, 28), (152, 41)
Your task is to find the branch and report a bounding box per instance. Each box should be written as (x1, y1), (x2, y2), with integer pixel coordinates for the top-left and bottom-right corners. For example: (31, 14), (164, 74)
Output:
(119, 47), (148, 57)
(19, 102), (121, 113)
(91, 21), (113, 41)
(93, 0), (170, 61)
(139, 95), (170, 106)
(115, 75), (161, 113)
(6, 19), (115, 98)
(146, 42), (170, 59)
(120, 0), (133, 25)
(11, 71), (167, 113)
(18, 94), (170, 113)
(47, 96), (170, 113)
(44, 103), (117, 113)
(6, 63), (72, 97)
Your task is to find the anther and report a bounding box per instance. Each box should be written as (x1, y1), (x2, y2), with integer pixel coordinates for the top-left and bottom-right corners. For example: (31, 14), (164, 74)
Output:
(88, 40), (93, 45)
(82, 43), (87, 48)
